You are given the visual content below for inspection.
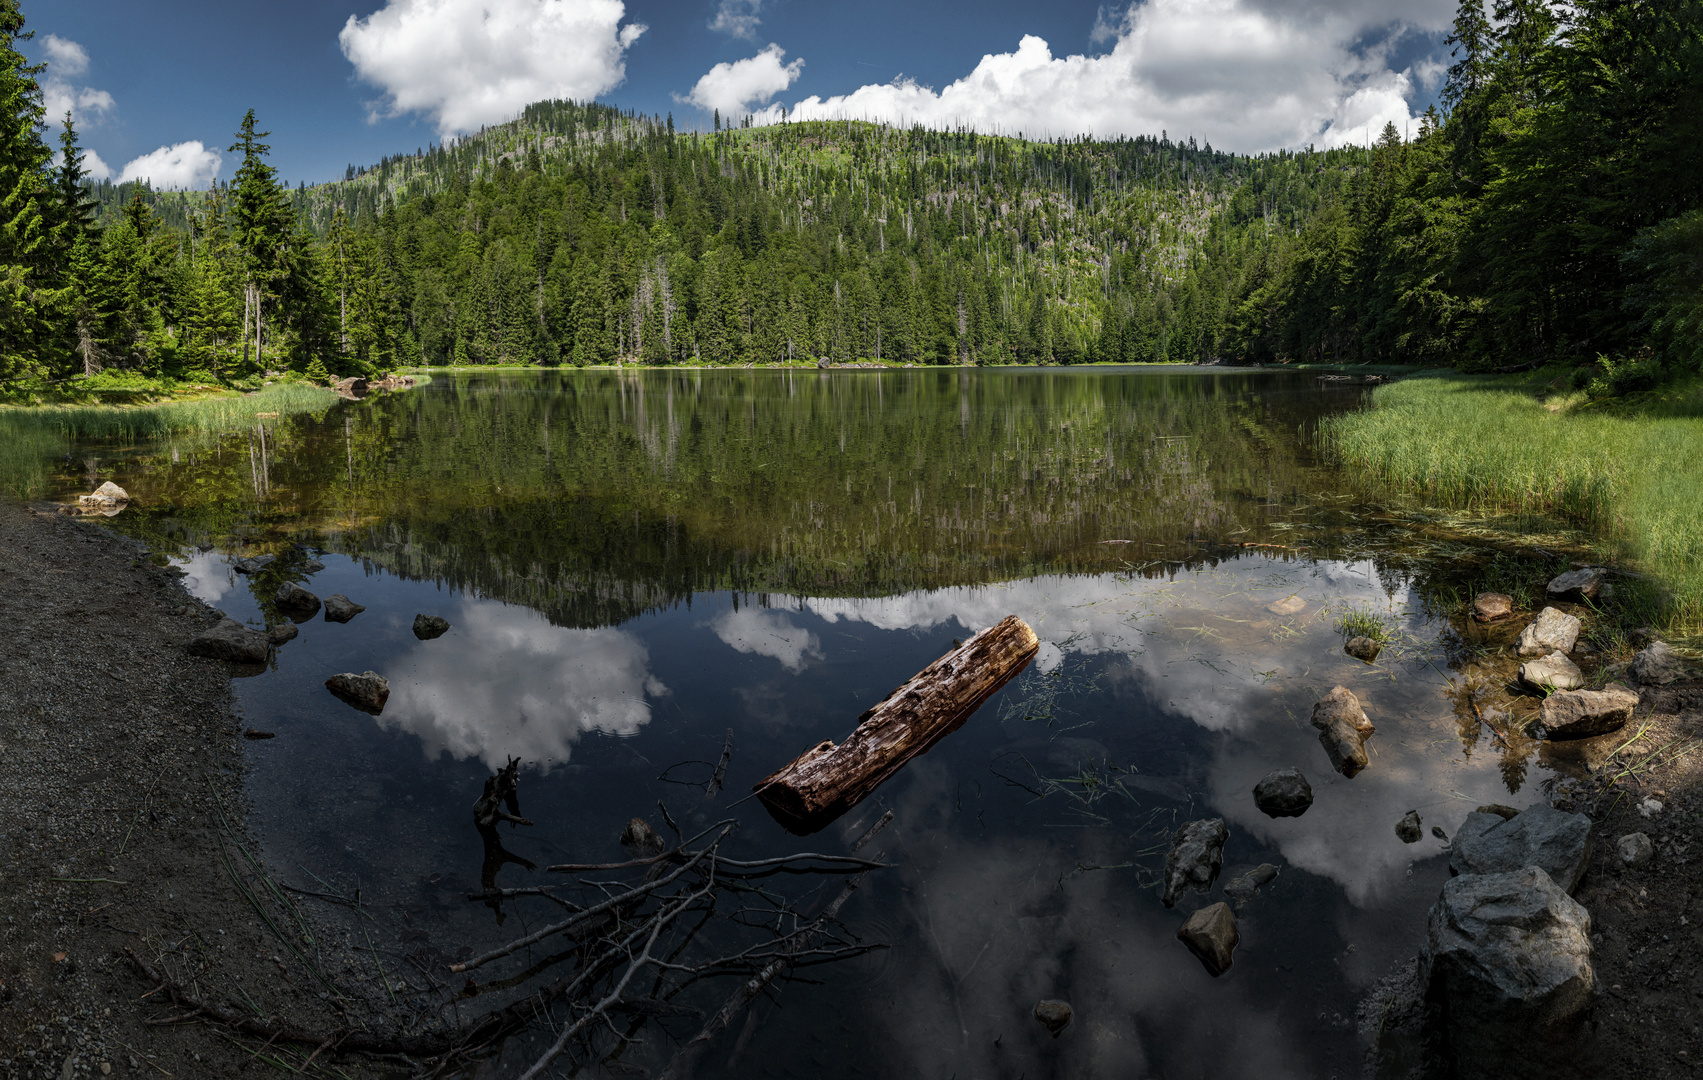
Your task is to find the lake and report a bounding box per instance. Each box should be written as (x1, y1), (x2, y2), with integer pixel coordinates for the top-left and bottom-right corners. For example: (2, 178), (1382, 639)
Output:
(50, 367), (1580, 1078)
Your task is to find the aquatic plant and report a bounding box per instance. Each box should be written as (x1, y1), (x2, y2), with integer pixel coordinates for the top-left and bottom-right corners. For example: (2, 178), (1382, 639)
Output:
(1333, 605), (1394, 643)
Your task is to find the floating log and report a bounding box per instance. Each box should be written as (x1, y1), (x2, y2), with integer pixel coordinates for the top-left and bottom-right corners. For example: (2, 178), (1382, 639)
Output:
(755, 615), (1039, 834)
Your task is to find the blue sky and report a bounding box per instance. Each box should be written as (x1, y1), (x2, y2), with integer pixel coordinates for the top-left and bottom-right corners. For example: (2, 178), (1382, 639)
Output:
(30, 0), (1454, 190)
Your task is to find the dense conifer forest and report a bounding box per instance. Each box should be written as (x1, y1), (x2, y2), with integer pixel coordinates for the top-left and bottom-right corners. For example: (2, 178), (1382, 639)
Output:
(2, 0), (1697, 387)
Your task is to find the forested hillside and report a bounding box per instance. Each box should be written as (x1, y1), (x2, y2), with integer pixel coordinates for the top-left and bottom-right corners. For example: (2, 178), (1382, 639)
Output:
(3, 0), (1697, 387)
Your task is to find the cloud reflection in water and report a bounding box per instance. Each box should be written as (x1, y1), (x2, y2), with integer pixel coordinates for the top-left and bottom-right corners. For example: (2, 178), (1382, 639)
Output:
(381, 599), (667, 770)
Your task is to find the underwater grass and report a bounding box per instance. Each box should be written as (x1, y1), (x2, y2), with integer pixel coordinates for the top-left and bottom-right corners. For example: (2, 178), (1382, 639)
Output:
(0, 382), (338, 500)
(1321, 372), (1703, 630)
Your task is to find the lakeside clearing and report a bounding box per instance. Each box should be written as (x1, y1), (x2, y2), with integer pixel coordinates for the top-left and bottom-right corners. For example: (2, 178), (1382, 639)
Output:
(1322, 372), (1703, 633)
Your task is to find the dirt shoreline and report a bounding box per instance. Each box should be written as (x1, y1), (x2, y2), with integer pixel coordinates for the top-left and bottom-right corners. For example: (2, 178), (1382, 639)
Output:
(0, 501), (390, 1079)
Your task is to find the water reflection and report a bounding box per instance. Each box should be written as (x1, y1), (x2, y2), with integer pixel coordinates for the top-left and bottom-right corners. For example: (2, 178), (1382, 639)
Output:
(380, 599), (668, 769)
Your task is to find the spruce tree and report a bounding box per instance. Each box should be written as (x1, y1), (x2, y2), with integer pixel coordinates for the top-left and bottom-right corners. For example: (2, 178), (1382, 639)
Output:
(228, 110), (290, 372)
(0, 0), (58, 379)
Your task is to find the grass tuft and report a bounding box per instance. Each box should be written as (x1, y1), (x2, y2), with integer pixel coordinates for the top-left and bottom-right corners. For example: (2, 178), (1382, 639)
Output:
(1333, 605), (1394, 642)
(1323, 372), (1703, 632)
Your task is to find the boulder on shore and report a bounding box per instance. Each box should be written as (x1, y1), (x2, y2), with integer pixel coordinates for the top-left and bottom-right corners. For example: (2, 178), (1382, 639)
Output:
(1449, 805), (1593, 893)
(413, 613), (451, 640)
(1516, 607), (1581, 657)
(1519, 652), (1584, 692)
(1546, 568), (1607, 603)
(275, 581), (321, 616)
(1472, 592), (1513, 622)
(1422, 867), (1594, 1058)
(1177, 902), (1239, 976)
(1311, 686), (1375, 777)
(1252, 767), (1313, 818)
(323, 593), (366, 623)
(188, 618), (270, 664)
(1616, 832), (1653, 868)
(325, 670), (389, 713)
(1630, 641), (1692, 686)
(1539, 683), (1639, 739)
(1161, 818), (1228, 908)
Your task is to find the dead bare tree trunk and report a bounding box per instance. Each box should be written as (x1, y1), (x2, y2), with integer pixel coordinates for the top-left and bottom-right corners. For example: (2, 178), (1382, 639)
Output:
(755, 615), (1038, 834)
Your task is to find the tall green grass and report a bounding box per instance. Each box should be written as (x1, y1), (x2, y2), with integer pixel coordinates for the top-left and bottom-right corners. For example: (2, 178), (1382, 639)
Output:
(0, 383), (338, 501)
(1321, 372), (1703, 629)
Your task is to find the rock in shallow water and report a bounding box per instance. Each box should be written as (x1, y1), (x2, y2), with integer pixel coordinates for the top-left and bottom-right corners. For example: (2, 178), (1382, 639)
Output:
(274, 581), (320, 616)
(1311, 686), (1375, 777)
(1224, 864), (1279, 910)
(1344, 635), (1381, 662)
(413, 613), (451, 640)
(1396, 810), (1423, 843)
(1539, 683), (1639, 739)
(1161, 818), (1228, 908)
(1266, 595), (1306, 616)
(325, 670), (389, 713)
(1033, 999), (1072, 1037)
(1519, 652), (1584, 692)
(1516, 607), (1582, 657)
(1252, 767), (1312, 818)
(1616, 832), (1653, 868)
(1630, 641), (1692, 686)
(620, 817), (666, 857)
(1422, 866), (1594, 1048)
(1472, 592), (1513, 622)
(232, 555), (274, 575)
(268, 622), (298, 645)
(187, 618), (270, 664)
(1177, 902), (1239, 976)
(1448, 805), (1593, 893)
(323, 593), (366, 623)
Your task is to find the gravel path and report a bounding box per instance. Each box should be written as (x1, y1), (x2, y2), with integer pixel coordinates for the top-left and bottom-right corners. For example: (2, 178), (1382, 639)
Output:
(0, 502), (377, 1079)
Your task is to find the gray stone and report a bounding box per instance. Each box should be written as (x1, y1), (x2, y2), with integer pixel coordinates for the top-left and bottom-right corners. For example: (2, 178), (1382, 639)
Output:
(1546, 568), (1607, 603)
(268, 622), (298, 645)
(302, 559), (326, 573)
(413, 613), (451, 640)
(1344, 635), (1381, 662)
(620, 817), (666, 857)
(1311, 685), (1375, 777)
(1422, 867), (1594, 1041)
(1615, 832), (1652, 868)
(325, 670), (389, 713)
(323, 593), (366, 623)
(1161, 818), (1228, 908)
(1519, 652), (1584, 692)
(1252, 767), (1312, 818)
(1516, 608), (1582, 657)
(1177, 902), (1239, 976)
(1033, 999), (1072, 1037)
(1472, 592), (1513, 622)
(187, 618), (270, 664)
(93, 480), (129, 501)
(274, 582), (321, 616)
(1448, 806), (1593, 893)
(1397, 810), (1423, 843)
(1266, 595), (1306, 616)
(815, 356), (831, 370)
(1630, 641), (1692, 686)
(232, 555), (274, 575)
(1539, 683), (1639, 739)
(1224, 864), (1279, 910)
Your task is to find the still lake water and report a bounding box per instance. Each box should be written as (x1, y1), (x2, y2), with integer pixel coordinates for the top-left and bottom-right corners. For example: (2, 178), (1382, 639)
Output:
(57, 368), (1576, 1078)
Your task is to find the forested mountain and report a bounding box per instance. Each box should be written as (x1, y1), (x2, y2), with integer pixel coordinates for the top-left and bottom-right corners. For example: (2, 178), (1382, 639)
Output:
(3, 0), (1698, 387)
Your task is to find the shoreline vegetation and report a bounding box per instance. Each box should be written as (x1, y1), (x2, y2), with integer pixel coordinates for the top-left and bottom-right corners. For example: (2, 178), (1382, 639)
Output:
(1323, 371), (1703, 634)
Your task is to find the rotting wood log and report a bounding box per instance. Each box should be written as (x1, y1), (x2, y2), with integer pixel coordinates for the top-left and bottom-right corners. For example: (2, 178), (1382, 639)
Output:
(754, 615), (1038, 834)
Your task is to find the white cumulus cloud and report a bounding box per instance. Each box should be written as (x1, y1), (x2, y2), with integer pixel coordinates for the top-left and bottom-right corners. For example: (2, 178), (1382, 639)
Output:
(79, 147), (114, 181)
(39, 34), (113, 126)
(709, 0), (763, 39)
(340, 0), (647, 137)
(118, 142), (222, 190)
(42, 34), (90, 75)
(681, 43), (803, 118)
(742, 0), (1452, 152)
